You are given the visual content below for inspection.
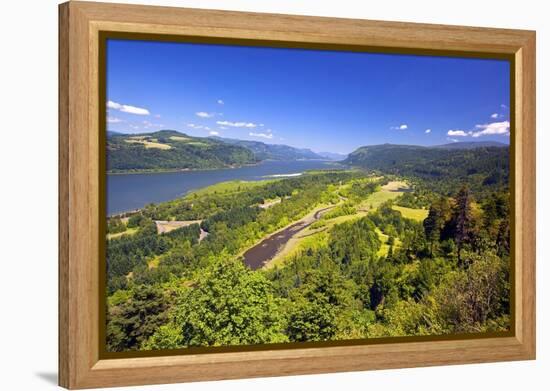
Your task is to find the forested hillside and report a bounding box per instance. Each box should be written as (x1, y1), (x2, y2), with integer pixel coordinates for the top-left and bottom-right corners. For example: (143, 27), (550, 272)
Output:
(344, 143), (509, 195)
(212, 137), (323, 161)
(107, 130), (257, 173)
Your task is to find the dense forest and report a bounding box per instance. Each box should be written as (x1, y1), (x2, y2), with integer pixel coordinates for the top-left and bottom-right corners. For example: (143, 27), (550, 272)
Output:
(106, 143), (510, 352)
(344, 143), (509, 196)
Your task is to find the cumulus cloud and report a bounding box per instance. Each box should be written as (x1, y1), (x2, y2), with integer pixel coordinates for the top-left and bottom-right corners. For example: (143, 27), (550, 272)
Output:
(187, 123), (211, 131)
(107, 100), (150, 115)
(209, 130), (219, 136)
(425, 129), (431, 134)
(217, 120), (258, 128)
(217, 99), (224, 105)
(447, 137), (459, 143)
(107, 116), (122, 124)
(447, 130), (470, 137)
(142, 120), (164, 129)
(491, 113), (499, 119)
(471, 121), (510, 138)
(446, 120), (510, 139)
(249, 132), (273, 139)
(196, 112), (216, 118)
(391, 124), (408, 130)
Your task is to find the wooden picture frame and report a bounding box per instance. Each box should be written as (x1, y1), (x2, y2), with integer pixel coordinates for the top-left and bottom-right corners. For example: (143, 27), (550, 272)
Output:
(59, 1), (536, 389)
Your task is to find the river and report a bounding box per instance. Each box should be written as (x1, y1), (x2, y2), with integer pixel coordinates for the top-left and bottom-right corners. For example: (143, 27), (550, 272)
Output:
(107, 160), (342, 215)
(242, 206), (334, 270)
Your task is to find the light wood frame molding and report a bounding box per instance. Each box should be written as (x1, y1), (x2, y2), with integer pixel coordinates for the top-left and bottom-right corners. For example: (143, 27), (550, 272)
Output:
(59, 1), (536, 389)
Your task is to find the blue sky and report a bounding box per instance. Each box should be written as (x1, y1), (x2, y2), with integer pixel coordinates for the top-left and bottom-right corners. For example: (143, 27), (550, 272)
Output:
(106, 39), (510, 154)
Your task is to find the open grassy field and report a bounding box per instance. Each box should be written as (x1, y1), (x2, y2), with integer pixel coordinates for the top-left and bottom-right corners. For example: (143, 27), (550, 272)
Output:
(186, 179), (276, 198)
(359, 180), (410, 210)
(155, 220), (201, 234)
(107, 227), (138, 240)
(392, 205), (429, 222)
(125, 138), (172, 150)
(168, 135), (190, 142)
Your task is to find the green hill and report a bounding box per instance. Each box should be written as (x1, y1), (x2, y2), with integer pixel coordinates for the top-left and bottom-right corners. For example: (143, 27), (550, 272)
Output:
(212, 137), (324, 161)
(344, 143), (509, 195)
(107, 130), (258, 173)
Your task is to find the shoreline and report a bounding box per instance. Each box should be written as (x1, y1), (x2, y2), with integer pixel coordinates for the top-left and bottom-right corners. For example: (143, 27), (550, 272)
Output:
(106, 162), (261, 176)
(106, 159), (336, 176)
(107, 163), (345, 217)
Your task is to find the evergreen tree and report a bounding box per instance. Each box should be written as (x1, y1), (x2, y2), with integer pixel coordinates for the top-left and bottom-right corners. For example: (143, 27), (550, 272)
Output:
(453, 186), (473, 266)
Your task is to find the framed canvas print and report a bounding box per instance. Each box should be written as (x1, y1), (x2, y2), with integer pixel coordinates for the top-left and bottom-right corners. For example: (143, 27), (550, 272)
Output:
(59, 1), (536, 389)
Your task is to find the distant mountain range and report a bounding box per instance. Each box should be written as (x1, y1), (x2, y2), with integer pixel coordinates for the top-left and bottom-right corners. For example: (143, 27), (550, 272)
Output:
(107, 130), (328, 173)
(107, 129), (508, 176)
(210, 136), (324, 161)
(316, 151), (348, 161)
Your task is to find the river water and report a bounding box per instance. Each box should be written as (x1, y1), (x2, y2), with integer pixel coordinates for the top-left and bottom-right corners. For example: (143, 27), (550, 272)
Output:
(107, 160), (342, 215)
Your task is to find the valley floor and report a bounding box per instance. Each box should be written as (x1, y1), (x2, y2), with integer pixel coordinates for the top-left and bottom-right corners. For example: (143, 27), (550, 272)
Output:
(105, 169), (511, 352)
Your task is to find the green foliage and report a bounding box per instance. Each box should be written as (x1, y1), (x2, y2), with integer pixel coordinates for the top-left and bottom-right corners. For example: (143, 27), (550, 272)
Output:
(431, 250), (510, 333)
(345, 144), (509, 197)
(107, 217), (126, 234)
(329, 218), (380, 267)
(146, 257), (288, 348)
(322, 202), (357, 220)
(106, 167), (511, 351)
(107, 285), (173, 352)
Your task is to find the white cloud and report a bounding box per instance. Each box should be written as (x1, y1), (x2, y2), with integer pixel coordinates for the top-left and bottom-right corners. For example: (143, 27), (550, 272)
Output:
(196, 112), (215, 118)
(107, 116), (122, 124)
(447, 130), (470, 137)
(107, 100), (150, 115)
(209, 130), (219, 136)
(491, 113), (499, 119)
(217, 120), (258, 128)
(219, 126), (227, 130)
(187, 123), (212, 131)
(471, 121), (510, 138)
(447, 137), (459, 143)
(154, 114), (161, 118)
(501, 104), (508, 109)
(249, 132), (273, 139)
(217, 99), (224, 105)
(425, 129), (431, 134)
(142, 120), (164, 129)
(390, 124), (408, 130)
